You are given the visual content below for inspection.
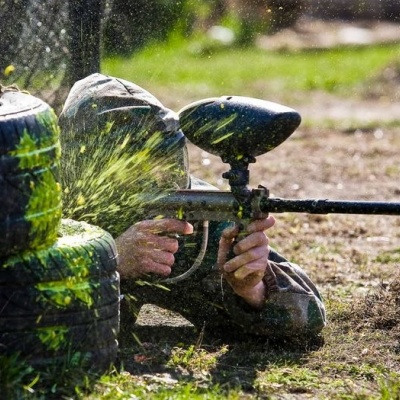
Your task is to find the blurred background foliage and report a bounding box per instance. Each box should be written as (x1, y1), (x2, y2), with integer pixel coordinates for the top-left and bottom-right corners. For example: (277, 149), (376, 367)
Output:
(103, 0), (400, 55)
(0, 0), (399, 111)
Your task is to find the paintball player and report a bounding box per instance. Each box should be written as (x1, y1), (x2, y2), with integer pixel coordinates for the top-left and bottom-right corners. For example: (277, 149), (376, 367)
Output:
(59, 73), (326, 342)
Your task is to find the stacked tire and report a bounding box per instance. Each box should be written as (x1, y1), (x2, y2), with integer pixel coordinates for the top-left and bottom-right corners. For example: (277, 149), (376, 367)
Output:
(0, 89), (120, 371)
(0, 89), (62, 255)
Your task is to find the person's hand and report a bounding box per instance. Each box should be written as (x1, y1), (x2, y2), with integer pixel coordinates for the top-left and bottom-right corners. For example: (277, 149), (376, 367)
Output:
(116, 219), (193, 279)
(217, 216), (276, 309)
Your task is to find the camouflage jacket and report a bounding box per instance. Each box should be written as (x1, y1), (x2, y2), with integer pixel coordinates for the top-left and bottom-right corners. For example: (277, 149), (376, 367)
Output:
(121, 177), (326, 341)
(59, 73), (326, 341)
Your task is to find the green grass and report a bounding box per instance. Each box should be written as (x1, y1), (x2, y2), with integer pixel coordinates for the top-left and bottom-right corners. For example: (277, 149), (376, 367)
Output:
(102, 37), (400, 99)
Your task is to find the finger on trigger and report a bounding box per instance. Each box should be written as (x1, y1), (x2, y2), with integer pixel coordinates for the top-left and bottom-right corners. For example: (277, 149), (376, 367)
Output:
(161, 219), (193, 235)
(234, 231), (268, 254)
(246, 215), (276, 233)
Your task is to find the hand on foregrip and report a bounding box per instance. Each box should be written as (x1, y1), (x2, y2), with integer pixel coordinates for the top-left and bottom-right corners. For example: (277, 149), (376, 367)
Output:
(218, 216), (275, 299)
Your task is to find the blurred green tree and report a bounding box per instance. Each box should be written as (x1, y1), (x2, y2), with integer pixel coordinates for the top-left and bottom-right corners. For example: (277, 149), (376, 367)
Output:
(103, 0), (190, 56)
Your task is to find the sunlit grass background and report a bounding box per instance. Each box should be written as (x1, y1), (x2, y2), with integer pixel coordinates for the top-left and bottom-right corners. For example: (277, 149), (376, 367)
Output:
(103, 37), (400, 106)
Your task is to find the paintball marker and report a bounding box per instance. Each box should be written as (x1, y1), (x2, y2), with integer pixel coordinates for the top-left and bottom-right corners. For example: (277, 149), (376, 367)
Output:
(145, 96), (400, 283)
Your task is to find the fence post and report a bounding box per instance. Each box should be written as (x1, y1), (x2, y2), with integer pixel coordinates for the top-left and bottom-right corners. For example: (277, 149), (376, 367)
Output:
(66, 0), (103, 86)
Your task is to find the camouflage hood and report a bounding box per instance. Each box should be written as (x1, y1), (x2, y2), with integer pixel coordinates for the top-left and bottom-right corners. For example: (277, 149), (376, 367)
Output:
(59, 73), (189, 188)
(59, 73), (181, 139)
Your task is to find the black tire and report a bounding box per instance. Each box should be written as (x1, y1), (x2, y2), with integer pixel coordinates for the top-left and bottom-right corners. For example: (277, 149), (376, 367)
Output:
(0, 218), (118, 284)
(0, 273), (119, 316)
(0, 219), (120, 371)
(0, 90), (62, 257)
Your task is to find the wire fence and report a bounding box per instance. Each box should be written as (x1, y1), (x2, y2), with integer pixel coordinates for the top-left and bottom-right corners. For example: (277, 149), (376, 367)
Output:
(0, 0), (103, 113)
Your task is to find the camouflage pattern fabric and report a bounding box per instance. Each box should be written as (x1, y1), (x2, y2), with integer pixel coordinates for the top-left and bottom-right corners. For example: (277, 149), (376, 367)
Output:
(59, 73), (326, 342)
(120, 175), (326, 342)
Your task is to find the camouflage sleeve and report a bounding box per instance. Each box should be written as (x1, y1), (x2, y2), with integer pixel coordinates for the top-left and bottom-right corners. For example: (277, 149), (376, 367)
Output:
(221, 260), (326, 339)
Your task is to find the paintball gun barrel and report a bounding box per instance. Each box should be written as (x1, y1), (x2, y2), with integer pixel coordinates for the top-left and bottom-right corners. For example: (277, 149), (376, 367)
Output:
(144, 96), (400, 282)
(146, 189), (400, 223)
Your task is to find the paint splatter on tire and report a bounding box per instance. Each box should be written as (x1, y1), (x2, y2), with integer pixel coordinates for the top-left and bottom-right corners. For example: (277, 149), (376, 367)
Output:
(0, 219), (120, 371)
(0, 89), (62, 257)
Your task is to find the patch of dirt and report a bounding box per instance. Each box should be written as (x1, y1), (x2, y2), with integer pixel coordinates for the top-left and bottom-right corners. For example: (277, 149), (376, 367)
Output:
(292, 90), (400, 127)
(257, 17), (400, 50)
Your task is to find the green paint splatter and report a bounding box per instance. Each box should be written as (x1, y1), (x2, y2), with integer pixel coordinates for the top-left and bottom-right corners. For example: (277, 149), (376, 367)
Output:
(36, 277), (95, 308)
(34, 242), (96, 307)
(61, 122), (183, 237)
(26, 168), (62, 249)
(2, 219), (111, 312)
(1, 218), (110, 273)
(8, 106), (62, 249)
(10, 108), (61, 170)
(37, 325), (69, 351)
(211, 131), (234, 145)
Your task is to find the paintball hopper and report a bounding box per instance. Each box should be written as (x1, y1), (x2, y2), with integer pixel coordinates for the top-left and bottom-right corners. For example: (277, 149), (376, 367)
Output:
(178, 96), (301, 164)
(147, 95), (400, 284)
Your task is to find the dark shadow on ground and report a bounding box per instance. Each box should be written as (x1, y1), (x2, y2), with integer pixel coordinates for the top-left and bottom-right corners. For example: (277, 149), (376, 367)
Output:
(117, 322), (324, 393)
